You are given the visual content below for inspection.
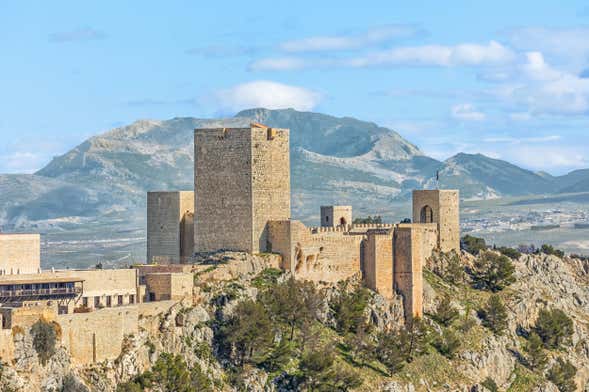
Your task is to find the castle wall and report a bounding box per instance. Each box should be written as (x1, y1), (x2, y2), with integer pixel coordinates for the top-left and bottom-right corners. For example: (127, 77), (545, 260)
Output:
(147, 191), (194, 263)
(251, 127), (291, 253)
(58, 306), (139, 364)
(0, 234), (40, 275)
(412, 190), (460, 252)
(393, 227), (424, 318)
(144, 272), (193, 301)
(364, 230), (394, 299)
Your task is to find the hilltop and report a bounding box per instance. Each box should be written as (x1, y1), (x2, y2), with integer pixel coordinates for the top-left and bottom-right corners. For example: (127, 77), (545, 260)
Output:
(1, 249), (588, 391)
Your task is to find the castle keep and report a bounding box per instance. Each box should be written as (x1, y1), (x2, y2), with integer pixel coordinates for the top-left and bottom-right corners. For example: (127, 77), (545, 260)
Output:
(147, 123), (460, 318)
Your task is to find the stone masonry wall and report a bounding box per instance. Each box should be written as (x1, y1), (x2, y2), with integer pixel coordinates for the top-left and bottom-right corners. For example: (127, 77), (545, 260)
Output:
(58, 305), (139, 364)
(320, 206), (352, 227)
(0, 234), (40, 274)
(364, 230), (394, 299)
(194, 128), (253, 253)
(393, 227), (424, 318)
(144, 273), (193, 301)
(412, 190), (460, 252)
(251, 127), (291, 253)
(147, 191), (194, 263)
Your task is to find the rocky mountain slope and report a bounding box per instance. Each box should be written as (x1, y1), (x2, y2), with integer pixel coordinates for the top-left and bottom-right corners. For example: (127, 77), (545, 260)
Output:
(1, 249), (588, 391)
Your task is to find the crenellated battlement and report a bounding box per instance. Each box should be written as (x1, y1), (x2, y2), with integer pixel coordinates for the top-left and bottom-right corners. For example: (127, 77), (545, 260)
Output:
(148, 120), (461, 321)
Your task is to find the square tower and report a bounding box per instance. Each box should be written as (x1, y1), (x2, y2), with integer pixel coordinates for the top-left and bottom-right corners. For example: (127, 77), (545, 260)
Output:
(412, 190), (460, 252)
(320, 206), (352, 227)
(194, 124), (290, 254)
(147, 191), (194, 263)
(0, 234), (41, 274)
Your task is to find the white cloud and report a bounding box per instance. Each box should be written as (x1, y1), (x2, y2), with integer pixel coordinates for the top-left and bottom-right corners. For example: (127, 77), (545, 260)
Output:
(251, 41), (515, 70)
(513, 146), (588, 170)
(451, 103), (486, 121)
(214, 80), (322, 112)
(506, 27), (589, 65)
(496, 52), (589, 115)
(280, 24), (423, 52)
(482, 135), (560, 144)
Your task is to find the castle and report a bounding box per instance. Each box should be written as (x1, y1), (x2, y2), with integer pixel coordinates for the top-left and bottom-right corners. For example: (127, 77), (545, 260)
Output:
(0, 122), (459, 366)
(147, 123), (460, 317)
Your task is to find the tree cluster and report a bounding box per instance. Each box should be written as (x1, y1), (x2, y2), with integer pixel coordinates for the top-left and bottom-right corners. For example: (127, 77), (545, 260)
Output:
(352, 216), (383, 224)
(470, 251), (515, 292)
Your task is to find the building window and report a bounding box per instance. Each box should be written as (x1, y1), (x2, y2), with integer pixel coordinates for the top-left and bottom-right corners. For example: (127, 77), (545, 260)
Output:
(94, 296), (100, 308)
(106, 296), (112, 307)
(129, 295), (135, 304)
(420, 205), (434, 223)
(82, 297), (88, 307)
(118, 295), (123, 306)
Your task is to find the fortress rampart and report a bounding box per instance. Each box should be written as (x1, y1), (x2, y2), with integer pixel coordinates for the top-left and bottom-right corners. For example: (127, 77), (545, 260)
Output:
(146, 123), (461, 319)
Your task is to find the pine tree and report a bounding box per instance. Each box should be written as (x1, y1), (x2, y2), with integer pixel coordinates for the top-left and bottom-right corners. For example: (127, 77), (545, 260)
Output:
(525, 332), (547, 371)
(224, 299), (274, 365)
(534, 308), (574, 349)
(471, 251), (515, 292)
(432, 295), (459, 327)
(432, 328), (461, 359)
(444, 252), (465, 284)
(479, 295), (508, 334)
(547, 358), (577, 392)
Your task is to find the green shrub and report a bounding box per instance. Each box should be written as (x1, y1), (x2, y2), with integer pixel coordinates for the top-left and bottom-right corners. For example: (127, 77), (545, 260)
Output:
(432, 329), (461, 359)
(443, 252), (465, 284)
(497, 246), (522, 260)
(461, 235), (487, 255)
(132, 353), (213, 392)
(31, 319), (57, 365)
(478, 295), (508, 334)
(471, 251), (515, 292)
(376, 317), (430, 375)
(353, 216), (382, 224)
(547, 358), (577, 392)
(524, 332), (547, 371)
(261, 276), (322, 341)
(534, 308), (574, 349)
(331, 286), (371, 335)
(223, 299), (274, 365)
(481, 377), (498, 392)
(540, 244), (565, 258)
(431, 295), (459, 327)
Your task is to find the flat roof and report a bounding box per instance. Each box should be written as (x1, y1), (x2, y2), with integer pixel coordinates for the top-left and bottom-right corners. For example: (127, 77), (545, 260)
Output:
(0, 277), (84, 285)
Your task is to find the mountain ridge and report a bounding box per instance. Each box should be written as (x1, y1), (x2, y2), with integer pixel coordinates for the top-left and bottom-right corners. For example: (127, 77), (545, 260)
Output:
(1, 108), (588, 231)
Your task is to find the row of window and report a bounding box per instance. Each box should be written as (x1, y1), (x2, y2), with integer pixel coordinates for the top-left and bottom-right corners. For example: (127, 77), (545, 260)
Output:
(81, 294), (135, 308)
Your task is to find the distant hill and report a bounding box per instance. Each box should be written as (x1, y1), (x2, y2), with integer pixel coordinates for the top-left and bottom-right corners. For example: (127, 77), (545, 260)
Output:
(1, 108), (588, 233)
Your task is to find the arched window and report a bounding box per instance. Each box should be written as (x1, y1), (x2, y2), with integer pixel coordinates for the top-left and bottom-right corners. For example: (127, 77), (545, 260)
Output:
(420, 205), (434, 223)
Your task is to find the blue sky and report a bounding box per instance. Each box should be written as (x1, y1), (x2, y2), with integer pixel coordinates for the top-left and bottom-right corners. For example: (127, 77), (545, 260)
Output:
(1, 1), (589, 174)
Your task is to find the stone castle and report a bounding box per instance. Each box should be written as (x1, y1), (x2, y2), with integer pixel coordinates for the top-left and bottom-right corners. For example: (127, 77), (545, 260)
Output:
(147, 123), (460, 317)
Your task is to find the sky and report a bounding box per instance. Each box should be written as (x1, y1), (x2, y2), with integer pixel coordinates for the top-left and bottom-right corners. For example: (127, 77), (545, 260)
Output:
(1, 1), (589, 175)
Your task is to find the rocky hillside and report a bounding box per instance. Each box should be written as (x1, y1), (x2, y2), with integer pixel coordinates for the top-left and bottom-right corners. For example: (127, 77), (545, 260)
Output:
(2, 249), (588, 391)
(3, 108), (589, 232)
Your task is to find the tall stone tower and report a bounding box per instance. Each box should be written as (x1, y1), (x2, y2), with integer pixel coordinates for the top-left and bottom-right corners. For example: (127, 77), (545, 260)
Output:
(147, 191), (195, 263)
(194, 124), (291, 254)
(412, 190), (460, 252)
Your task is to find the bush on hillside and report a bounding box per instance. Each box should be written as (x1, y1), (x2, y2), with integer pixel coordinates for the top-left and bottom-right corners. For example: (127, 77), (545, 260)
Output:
(534, 308), (574, 349)
(471, 251), (515, 292)
(478, 295), (508, 334)
(31, 319), (58, 365)
(461, 235), (487, 255)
